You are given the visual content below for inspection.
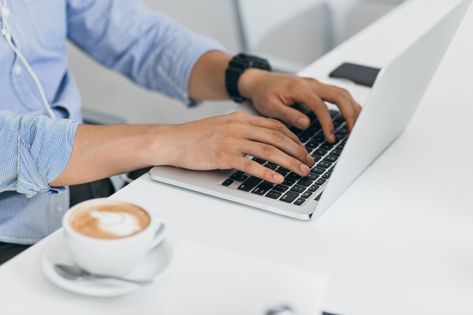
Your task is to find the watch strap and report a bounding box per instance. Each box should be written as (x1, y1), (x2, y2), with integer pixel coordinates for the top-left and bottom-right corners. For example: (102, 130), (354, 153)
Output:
(225, 53), (271, 103)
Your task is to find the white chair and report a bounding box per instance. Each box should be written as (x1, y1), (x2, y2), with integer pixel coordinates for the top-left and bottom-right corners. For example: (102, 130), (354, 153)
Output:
(233, 0), (333, 73)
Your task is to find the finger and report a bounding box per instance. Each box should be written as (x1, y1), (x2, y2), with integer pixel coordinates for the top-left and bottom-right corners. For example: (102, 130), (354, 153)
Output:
(316, 84), (358, 131)
(343, 89), (363, 124)
(266, 102), (311, 130)
(341, 88), (362, 117)
(351, 102), (362, 125)
(353, 101), (362, 119)
(240, 125), (314, 166)
(244, 115), (303, 145)
(237, 140), (311, 177)
(292, 91), (336, 143)
(231, 158), (284, 184)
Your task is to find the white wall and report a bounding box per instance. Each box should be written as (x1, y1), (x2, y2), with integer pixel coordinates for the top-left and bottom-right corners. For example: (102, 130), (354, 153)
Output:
(68, 0), (401, 125)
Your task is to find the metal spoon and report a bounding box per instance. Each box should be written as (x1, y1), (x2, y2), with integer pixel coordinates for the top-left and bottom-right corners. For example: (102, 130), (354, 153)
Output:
(54, 264), (154, 285)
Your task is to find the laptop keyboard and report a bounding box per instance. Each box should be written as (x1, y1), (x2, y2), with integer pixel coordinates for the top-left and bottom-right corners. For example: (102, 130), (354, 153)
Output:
(221, 110), (348, 206)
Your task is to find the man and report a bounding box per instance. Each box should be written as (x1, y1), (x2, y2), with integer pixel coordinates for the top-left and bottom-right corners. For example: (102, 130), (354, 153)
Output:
(0, 0), (361, 264)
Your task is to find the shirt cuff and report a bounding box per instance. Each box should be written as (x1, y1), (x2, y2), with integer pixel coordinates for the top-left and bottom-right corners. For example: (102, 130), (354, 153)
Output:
(17, 117), (78, 197)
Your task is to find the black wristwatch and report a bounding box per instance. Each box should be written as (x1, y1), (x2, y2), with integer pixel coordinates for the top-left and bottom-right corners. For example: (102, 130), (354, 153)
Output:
(225, 53), (272, 103)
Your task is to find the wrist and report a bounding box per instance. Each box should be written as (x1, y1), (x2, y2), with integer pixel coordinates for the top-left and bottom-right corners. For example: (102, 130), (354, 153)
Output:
(237, 68), (268, 101)
(146, 125), (178, 166)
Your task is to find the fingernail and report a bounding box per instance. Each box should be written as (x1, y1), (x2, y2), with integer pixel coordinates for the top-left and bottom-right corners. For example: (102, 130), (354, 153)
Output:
(300, 164), (310, 175)
(273, 174), (284, 183)
(306, 154), (315, 165)
(297, 116), (309, 129)
(330, 133), (336, 143)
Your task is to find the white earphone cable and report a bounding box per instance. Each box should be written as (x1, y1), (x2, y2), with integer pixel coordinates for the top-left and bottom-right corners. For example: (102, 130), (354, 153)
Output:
(1, 0), (55, 118)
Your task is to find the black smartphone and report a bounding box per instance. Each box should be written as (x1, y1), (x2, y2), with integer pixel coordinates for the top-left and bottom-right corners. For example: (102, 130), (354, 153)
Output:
(329, 62), (381, 88)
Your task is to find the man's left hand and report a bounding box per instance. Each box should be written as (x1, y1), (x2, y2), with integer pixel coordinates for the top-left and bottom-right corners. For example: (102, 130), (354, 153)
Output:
(238, 69), (362, 143)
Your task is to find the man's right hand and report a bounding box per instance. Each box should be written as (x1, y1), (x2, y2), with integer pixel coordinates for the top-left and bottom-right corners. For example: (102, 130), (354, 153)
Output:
(157, 112), (314, 184)
(51, 112), (314, 187)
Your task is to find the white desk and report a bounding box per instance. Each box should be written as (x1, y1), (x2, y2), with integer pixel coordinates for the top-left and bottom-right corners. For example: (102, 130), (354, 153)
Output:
(1, 1), (473, 314)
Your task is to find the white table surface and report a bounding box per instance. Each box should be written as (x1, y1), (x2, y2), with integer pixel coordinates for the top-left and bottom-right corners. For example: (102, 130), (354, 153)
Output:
(1, 0), (473, 314)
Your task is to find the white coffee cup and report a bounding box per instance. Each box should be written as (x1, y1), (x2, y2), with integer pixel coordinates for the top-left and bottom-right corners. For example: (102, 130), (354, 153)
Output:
(62, 198), (166, 277)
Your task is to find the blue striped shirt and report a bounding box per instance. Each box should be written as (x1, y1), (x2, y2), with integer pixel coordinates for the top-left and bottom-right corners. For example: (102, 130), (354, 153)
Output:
(0, 0), (224, 244)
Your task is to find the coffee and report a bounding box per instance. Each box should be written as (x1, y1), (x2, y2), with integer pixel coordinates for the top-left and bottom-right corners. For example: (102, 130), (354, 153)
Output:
(70, 202), (150, 239)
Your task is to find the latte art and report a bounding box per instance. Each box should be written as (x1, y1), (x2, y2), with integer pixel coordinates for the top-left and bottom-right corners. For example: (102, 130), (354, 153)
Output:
(70, 203), (150, 239)
(90, 211), (141, 237)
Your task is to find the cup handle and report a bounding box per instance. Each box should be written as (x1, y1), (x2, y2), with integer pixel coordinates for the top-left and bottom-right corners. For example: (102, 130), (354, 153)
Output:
(149, 222), (167, 250)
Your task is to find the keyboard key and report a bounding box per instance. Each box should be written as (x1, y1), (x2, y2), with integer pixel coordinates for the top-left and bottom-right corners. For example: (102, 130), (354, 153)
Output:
(314, 149), (328, 156)
(252, 182), (273, 195)
(330, 149), (342, 156)
(311, 167), (325, 175)
(320, 143), (335, 150)
(334, 119), (345, 129)
(307, 138), (320, 146)
(311, 152), (323, 160)
(329, 110), (340, 118)
(230, 173), (248, 182)
(290, 185), (306, 193)
(252, 158), (266, 164)
(318, 161), (332, 169)
(222, 179), (233, 187)
(307, 112), (317, 122)
(314, 134), (325, 142)
(322, 173), (331, 179)
(309, 184), (320, 192)
(280, 191), (299, 203)
(306, 129), (320, 139)
(305, 142), (318, 150)
(273, 185), (289, 193)
(238, 177), (262, 192)
(307, 173), (319, 181)
(283, 178), (296, 186)
(324, 156), (337, 163)
(294, 198), (306, 206)
(289, 127), (303, 136)
(302, 191), (313, 199)
(299, 130), (314, 142)
(297, 179), (313, 187)
(275, 167), (289, 176)
(315, 178), (326, 185)
(266, 191), (282, 199)
(331, 149), (342, 157)
(264, 162), (278, 170)
(287, 173), (302, 181)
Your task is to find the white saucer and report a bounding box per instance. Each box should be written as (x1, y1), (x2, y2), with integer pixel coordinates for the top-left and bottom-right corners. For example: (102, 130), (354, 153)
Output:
(41, 232), (173, 297)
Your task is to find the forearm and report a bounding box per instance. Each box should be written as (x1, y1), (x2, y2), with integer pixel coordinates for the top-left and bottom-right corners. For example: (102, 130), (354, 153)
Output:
(51, 124), (173, 187)
(189, 51), (231, 101)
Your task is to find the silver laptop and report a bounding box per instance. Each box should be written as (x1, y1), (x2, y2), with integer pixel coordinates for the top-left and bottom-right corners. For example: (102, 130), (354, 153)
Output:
(150, 0), (471, 220)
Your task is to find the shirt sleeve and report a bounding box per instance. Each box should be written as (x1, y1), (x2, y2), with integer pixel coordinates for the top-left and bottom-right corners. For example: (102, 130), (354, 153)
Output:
(0, 111), (78, 198)
(66, 0), (226, 106)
